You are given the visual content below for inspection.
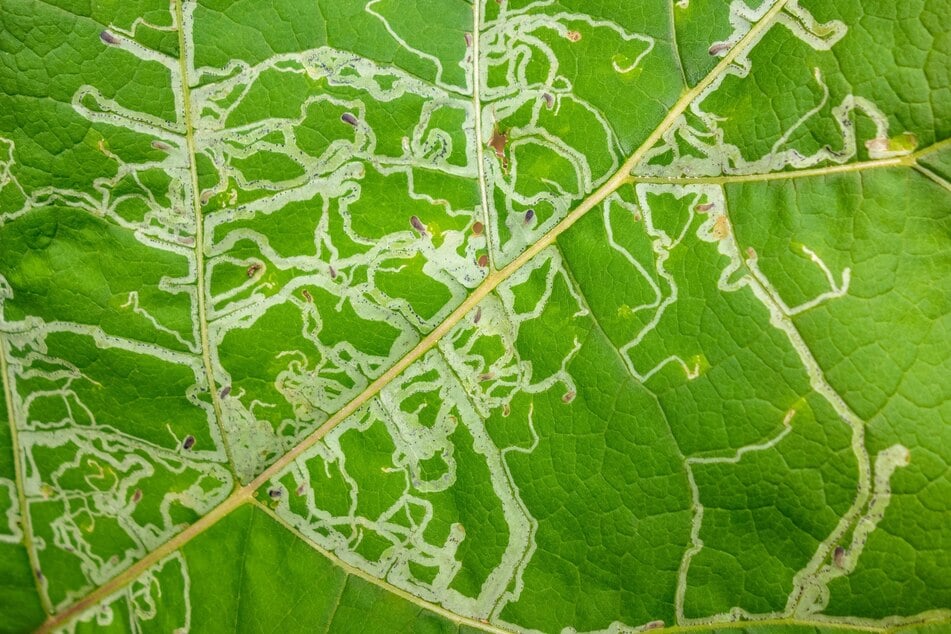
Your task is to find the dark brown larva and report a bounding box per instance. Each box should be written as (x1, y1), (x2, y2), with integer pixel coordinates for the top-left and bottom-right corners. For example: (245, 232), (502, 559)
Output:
(833, 546), (846, 567)
(410, 215), (427, 235)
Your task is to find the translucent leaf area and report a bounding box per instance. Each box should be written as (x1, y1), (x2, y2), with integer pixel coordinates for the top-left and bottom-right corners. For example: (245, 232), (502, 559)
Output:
(0, 0), (949, 632)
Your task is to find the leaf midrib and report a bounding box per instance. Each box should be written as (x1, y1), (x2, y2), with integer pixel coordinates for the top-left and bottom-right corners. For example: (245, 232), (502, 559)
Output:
(175, 0), (238, 473)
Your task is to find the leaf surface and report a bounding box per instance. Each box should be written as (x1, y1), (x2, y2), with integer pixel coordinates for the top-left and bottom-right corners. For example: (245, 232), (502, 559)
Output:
(0, 0), (949, 632)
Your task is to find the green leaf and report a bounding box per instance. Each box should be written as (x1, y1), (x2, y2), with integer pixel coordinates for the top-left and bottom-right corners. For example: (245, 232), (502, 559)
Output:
(0, 0), (948, 632)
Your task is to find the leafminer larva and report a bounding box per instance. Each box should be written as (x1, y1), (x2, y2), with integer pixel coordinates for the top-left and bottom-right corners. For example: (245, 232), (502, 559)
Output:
(410, 215), (427, 235)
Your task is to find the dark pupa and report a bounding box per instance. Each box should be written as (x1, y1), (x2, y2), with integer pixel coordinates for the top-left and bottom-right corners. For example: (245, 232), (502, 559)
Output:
(150, 140), (171, 152)
(246, 262), (262, 278)
(183, 435), (195, 450)
(708, 42), (730, 56)
(301, 289), (314, 303)
(833, 546), (846, 567)
(329, 265), (338, 279)
(35, 568), (44, 581)
(219, 385), (231, 398)
(472, 221), (484, 236)
(132, 488), (143, 503)
(296, 482), (308, 496)
(100, 31), (119, 46)
(523, 208), (535, 224)
(268, 488), (282, 499)
(477, 254), (489, 268)
(473, 306), (482, 324)
(410, 215), (427, 235)
(341, 112), (358, 126)
(541, 92), (554, 109)
(562, 390), (576, 403)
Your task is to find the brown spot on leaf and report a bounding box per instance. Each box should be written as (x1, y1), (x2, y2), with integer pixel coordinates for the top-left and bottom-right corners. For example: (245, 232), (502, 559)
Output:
(566, 30), (582, 42)
(477, 254), (489, 268)
(488, 125), (508, 160)
(132, 488), (143, 503)
(472, 221), (484, 236)
(301, 289), (314, 303)
(247, 262), (263, 277)
(562, 390), (576, 403)
(711, 215), (730, 239)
